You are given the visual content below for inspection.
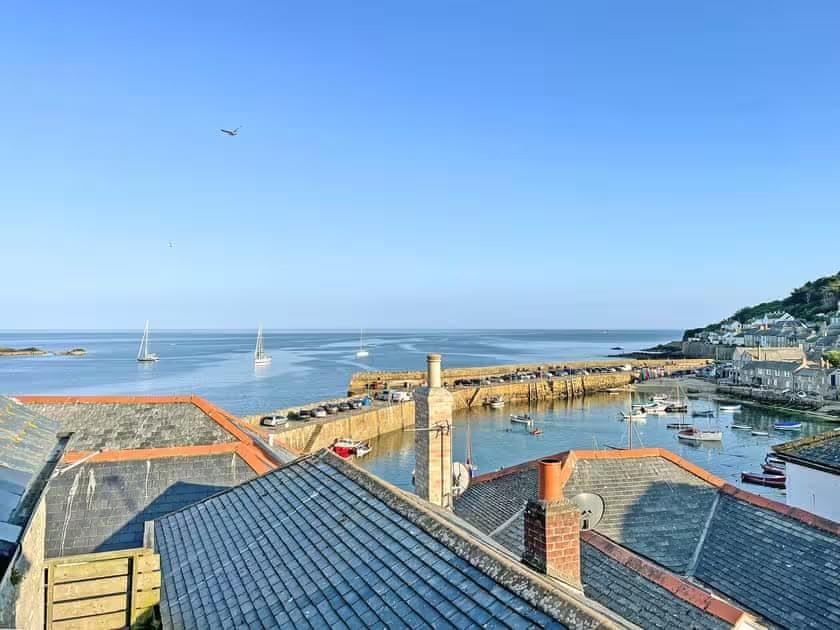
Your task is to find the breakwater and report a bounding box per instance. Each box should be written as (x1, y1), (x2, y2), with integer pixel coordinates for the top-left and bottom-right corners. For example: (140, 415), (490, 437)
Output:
(252, 360), (710, 454)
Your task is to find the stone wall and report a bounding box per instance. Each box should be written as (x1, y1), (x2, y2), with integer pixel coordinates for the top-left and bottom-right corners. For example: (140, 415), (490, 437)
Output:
(348, 358), (709, 394)
(0, 495), (47, 630)
(681, 342), (736, 360)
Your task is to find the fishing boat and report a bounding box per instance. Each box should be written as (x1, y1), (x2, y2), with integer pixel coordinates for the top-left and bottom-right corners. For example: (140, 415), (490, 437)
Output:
(510, 414), (533, 426)
(677, 427), (723, 442)
(355, 329), (369, 358)
(774, 421), (802, 431)
(486, 396), (505, 409)
(666, 422), (693, 429)
(692, 410), (715, 418)
(751, 430), (769, 436)
(741, 471), (786, 488)
(254, 325), (271, 366)
(136, 321), (160, 362)
(719, 404), (742, 412)
(331, 438), (371, 458)
(731, 424), (752, 430)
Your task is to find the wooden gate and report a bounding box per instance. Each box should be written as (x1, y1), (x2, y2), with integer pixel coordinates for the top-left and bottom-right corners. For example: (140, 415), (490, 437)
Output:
(45, 548), (160, 629)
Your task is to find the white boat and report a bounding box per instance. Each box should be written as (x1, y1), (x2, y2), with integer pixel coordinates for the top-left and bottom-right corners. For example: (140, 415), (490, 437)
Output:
(620, 411), (647, 422)
(355, 329), (369, 358)
(510, 414), (533, 426)
(332, 438), (371, 458)
(751, 430), (769, 436)
(651, 394), (668, 402)
(731, 424), (752, 430)
(644, 403), (668, 415)
(487, 396), (505, 409)
(254, 325), (271, 366)
(719, 404), (742, 412)
(677, 427), (723, 442)
(136, 321), (160, 362)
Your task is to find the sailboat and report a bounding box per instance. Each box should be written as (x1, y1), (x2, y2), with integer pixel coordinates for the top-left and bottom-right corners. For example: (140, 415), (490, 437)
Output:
(254, 325), (271, 366)
(136, 321), (159, 362)
(355, 329), (369, 358)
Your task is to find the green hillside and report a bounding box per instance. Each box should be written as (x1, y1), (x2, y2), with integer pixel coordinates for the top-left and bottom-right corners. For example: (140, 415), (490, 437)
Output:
(683, 271), (840, 340)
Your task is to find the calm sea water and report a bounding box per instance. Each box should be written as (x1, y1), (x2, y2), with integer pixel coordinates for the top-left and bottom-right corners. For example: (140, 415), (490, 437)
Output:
(0, 329), (677, 415)
(358, 394), (833, 498)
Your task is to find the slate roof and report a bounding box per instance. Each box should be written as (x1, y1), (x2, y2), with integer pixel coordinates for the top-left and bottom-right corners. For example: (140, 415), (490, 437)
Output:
(154, 451), (624, 630)
(455, 448), (840, 629)
(45, 453), (256, 557)
(694, 492), (840, 630)
(24, 400), (235, 451)
(772, 429), (840, 473)
(456, 454), (719, 574)
(0, 396), (64, 575)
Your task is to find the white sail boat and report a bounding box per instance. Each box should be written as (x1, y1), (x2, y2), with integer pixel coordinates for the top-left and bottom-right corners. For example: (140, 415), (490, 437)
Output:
(355, 328), (369, 358)
(137, 320), (159, 362)
(254, 325), (271, 366)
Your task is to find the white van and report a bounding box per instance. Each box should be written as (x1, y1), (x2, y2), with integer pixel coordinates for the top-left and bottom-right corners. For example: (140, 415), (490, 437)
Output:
(390, 390), (412, 403)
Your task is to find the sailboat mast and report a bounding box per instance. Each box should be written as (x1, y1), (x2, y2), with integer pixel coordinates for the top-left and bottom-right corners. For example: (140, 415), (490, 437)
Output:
(628, 392), (633, 450)
(138, 321), (149, 359)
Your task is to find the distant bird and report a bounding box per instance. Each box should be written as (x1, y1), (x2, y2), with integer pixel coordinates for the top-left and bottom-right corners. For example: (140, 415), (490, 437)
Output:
(168, 241), (175, 248)
(220, 126), (241, 136)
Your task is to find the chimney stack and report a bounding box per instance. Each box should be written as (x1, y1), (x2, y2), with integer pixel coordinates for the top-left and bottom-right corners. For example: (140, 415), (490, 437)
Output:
(414, 354), (453, 508)
(523, 459), (581, 587)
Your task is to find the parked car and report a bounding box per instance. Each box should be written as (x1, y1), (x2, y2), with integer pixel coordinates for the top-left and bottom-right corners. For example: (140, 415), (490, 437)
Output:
(297, 409), (312, 420)
(312, 407), (327, 418)
(260, 414), (287, 428)
(350, 399), (363, 409)
(390, 390), (412, 403)
(338, 402), (350, 412)
(375, 390), (391, 401)
(325, 404), (339, 414)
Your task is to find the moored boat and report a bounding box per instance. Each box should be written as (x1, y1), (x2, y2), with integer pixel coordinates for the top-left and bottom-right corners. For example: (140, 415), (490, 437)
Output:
(620, 411), (647, 422)
(665, 404), (688, 413)
(731, 424), (752, 430)
(774, 421), (802, 431)
(486, 396), (505, 409)
(719, 404), (742, 412)
(751, 430), (769, 436)
(692, 410), (715, 418)
(741, 471), (786, 488)
(510, 414), (533, 426)
(666, 422), (693, 429)
(677, 427), (723, 442)
(762, 462), (785, 475)
(331, 438), (371, 458)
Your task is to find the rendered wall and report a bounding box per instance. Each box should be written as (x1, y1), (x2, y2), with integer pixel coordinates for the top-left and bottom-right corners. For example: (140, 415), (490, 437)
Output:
(785, 463), (840, 522)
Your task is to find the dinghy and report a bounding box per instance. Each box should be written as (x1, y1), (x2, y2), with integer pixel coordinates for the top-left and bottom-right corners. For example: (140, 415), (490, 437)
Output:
(719, 404), (742, 412)
(510, 414), (533, 426)
(751, 430), (769, 436)
(774, 421), (802, 431)
(731, 424), (752, 430)
(741, 471), (785, 488)
(677, 427), (723, 442)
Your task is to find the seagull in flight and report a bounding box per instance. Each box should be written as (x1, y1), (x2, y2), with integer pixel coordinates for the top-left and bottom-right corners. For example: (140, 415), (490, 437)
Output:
(220, 126), (241, 136)
(168, 241), (175, 249)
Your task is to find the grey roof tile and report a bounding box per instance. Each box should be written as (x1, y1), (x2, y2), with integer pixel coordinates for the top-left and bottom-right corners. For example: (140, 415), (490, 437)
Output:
(155, 452), (569, 629)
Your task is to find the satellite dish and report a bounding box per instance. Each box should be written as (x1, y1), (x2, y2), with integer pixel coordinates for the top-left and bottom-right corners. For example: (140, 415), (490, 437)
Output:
(570, 492), (605, 531)
(452, 462), (471, 496)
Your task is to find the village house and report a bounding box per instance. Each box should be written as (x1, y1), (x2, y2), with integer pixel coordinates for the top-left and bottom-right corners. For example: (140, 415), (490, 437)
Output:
(739, 360), (800, 391)
(773, 430), (840, 522)
(731, 346), (805, 381)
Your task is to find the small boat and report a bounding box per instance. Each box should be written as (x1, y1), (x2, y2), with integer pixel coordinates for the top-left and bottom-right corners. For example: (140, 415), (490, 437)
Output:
(665, 404), (688, 413)
(765, 454), (786, 467)
(137, 320), (160, 362)
(651, 394), (668, 402)
(719, 404), (742, 412)
(666, 422), (693, 429)
(620, 411), (647, 422)
(331, 438), (371, 458)
(530, 428), (543, 436)
(751, 430), (769, 436)
(774, 421), (802, 431)
(254, 325), (271, 366)
(762, 462), (785, 475)
(677, 427), (723, 442)
(611, 346), (623, 350)
(355, 328), (369, 358)
(741, 471), (786, 488)
(731, 424), (752, 430)
(692, 410), (715, 418)
(486, 396), (505, 409)
(510, 414), (533, 426)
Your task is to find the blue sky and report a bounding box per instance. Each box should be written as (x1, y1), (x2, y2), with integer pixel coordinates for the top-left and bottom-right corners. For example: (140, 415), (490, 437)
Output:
(2, 2), (838, 329)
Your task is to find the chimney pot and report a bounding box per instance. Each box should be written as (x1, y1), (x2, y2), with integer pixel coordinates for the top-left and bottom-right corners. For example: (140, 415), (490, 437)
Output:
(427, 353), (442, 388)
(538, 459), (563, 501)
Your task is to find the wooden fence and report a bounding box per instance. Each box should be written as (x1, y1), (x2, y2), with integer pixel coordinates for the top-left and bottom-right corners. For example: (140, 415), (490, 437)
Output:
(45, 547), (160, 629)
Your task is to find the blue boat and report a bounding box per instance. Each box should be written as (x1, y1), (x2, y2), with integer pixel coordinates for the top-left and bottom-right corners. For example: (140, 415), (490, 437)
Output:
(774, 421), (802, 431)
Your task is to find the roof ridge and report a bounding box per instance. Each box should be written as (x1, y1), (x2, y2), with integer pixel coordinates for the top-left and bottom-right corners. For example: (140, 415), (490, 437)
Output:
(720, 483), (840, 536)
(581, 530), (749, 626)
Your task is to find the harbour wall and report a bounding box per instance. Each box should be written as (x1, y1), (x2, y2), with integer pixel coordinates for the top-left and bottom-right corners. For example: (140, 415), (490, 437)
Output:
(681, 342), (736, 361)
(254, 365), (707, 454)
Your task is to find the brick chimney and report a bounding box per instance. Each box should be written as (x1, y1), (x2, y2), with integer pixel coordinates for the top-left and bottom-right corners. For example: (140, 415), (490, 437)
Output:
(523, 459), (581, 587)
(414, 354), (454, 508)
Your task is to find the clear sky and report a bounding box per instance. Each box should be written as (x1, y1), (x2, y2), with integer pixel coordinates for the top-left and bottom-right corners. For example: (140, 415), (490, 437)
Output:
(2, 2), (838, 330)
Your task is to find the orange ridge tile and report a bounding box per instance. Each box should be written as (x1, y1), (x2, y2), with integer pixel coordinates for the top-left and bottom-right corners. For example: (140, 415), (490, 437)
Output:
(720, 483), (840, 536)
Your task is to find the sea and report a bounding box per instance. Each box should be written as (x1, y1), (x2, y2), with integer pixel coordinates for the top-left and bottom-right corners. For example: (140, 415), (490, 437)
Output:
(2, 329), (826, 498)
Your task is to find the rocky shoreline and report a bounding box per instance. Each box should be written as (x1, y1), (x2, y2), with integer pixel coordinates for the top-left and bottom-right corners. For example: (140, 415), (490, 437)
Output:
(610, 340), (684, 359)
(0, 347), (86, 357)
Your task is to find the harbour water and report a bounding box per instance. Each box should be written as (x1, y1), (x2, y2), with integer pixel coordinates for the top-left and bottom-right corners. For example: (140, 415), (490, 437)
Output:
(0, 329), (677, 415)
(358, 393), (833, 498)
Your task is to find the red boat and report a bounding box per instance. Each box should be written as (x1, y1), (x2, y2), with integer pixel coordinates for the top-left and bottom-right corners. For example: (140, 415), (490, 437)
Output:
(741, 471), (786, 488)
(331, 438), (371, 459)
